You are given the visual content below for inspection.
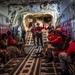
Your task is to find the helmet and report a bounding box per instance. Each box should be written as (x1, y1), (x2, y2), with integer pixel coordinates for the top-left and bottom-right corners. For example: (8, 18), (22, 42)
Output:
(57, 28), (62, 33)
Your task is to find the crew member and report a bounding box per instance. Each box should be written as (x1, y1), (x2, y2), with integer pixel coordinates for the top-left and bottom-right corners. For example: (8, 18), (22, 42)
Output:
(36, 23), (44, 48)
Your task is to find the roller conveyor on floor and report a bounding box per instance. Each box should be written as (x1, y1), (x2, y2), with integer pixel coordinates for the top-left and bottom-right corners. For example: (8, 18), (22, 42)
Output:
(0, 46), (63, 75)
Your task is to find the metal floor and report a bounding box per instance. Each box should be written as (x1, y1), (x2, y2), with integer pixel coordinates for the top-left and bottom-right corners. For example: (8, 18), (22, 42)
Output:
(0, 46), (62, 75)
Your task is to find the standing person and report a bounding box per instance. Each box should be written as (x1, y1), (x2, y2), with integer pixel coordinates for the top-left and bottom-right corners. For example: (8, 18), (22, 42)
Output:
(22, 28), (26, 44)
(45, 23), (52, 34)
(36, 23), (44, 48)
(10, 27), (15, 39)
(31, 21), (37, 45)
(17, 26), (22, 41)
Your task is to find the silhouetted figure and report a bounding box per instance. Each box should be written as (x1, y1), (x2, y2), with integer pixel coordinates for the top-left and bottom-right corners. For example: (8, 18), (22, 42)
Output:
(22, 29), (26, 44)
(17, 26), (22, 41)
(31, 22), (37, 45)
(36, 23), (44, 48)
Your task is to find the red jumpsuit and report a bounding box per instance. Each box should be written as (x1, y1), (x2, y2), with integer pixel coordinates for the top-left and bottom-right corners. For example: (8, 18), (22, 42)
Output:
(66, 42), (75, 55)
(7, 36), (16, 45)
(51, 35), (63, 44)
(47, 33), (56, 41)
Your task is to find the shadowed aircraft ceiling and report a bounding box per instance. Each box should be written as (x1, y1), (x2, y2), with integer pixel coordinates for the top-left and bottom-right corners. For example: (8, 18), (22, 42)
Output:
(0, 0), (61, 6)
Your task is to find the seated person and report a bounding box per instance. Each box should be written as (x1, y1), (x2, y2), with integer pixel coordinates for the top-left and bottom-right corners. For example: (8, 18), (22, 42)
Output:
(7, 31), (27, 55)
(0, 33), (11, 64)
(51, 28), (63, 48)
(47, 30), (56, 42)
(7, 31), (16, 46)
(41, 27), (63, 56)
(58, 39), (75, 74)
(0, 33), (8, 50)
(0, 33), (11, 56)
(40, 28), (63, 62)
(15, 35), (27, 55)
